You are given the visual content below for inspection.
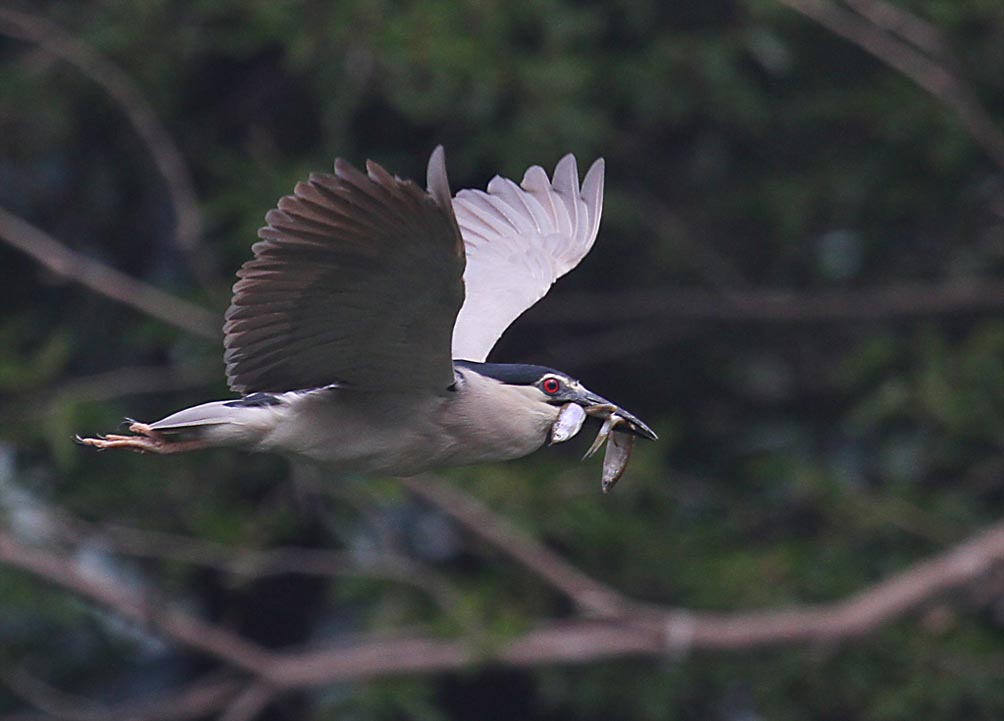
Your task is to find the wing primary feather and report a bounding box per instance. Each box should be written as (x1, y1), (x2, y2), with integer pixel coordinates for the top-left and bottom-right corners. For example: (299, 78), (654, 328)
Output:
(551, 154), (582, 238)
(450, 152), (606, 362)
(426, 146), (452, 211)
(426, 145), (464, 254)
(485, 177), (546, 234)
(520, 165), (568, 235)
(581, 157), (605, 250)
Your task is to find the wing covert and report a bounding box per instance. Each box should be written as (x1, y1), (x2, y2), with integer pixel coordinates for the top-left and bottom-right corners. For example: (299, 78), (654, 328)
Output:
(224, 148), (465, 394)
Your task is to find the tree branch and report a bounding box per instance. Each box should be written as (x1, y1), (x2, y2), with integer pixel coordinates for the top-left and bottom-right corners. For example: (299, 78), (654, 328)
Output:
(777, 0), (1004, 169)
(0, 8), (215, 293)
(202, 516), (1004, 686)
(841, 0), (948, 58)
(4, 510), (1004, 687)
(7, 185), (1004, 346)
(535, 280), (1004, 326)
(0, 671), (241, 721)
(0, 530), (272, 678)
(216, 682), (275, 721)
(399, 475), (633, 618)
(47, 511), (463, 614)
(40, 365), (218, 406)
(0, 207), (218, 339)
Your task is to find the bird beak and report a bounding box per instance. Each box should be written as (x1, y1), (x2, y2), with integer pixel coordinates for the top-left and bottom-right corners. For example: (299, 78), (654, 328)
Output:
(579, 392), (658, 441)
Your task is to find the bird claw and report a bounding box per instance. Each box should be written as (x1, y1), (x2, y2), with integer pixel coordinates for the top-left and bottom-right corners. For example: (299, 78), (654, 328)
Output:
(76, 433), (152, 453)
(75, 421), (172, 454)
(76, 422), (208, 455)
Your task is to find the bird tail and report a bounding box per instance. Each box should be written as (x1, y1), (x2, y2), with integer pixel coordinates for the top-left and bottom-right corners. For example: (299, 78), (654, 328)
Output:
(147, 400), (249, 434)
(77, 397), (282, 454)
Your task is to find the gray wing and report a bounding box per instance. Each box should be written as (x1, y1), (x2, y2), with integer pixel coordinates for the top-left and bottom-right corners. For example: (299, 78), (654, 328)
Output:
(451, 155), (605, 362)
(224, 147), (465, 394)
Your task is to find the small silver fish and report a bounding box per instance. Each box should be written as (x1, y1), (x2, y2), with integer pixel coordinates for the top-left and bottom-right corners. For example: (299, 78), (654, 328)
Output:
(578, 403), (656, 492)
(579, 413), (637, 492)
(601, 430), (635, 493)
(550, 403), (587, 445)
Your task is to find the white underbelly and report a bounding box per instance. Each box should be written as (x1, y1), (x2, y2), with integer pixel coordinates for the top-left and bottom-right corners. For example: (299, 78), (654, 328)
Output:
(238, 384), (557, 475)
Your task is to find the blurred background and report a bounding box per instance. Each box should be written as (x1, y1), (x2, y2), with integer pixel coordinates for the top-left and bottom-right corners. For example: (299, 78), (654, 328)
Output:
(2, 0), (1004, 719)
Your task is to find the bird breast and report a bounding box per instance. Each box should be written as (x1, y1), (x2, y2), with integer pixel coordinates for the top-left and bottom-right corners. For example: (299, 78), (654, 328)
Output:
(253, 378), (559, 475)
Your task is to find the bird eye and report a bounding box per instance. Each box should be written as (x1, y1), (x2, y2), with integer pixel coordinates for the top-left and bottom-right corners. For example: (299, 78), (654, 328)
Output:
(542, 377), (561, 395)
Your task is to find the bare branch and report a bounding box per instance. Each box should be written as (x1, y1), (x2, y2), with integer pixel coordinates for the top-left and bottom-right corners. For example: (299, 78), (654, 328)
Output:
(535, 320), (691, 369)
(4, 510), (1004, 687)
(524, 279), (1004, 366)
(778, 0), (1004, 169)
(49, 513), (463, 614)
(0, 670), (240, 721)
(0, 8), (214, 293)
(400, 475), (647, 619)
(216, 682), (274, 721)
(841, 0), (948, 58)
(218, 517), (1004, 686)
(6, 365), (219, 426)
(535, 280), (1004, 326)
(0, 530), (273, 678)
(0, 207), (218, 339)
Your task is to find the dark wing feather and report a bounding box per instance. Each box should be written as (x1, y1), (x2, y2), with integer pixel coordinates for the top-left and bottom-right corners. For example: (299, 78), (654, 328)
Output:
(223, 147), (465, 394)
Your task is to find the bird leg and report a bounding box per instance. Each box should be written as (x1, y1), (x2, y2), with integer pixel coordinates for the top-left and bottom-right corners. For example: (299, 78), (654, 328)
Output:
(76, 421), (208, 455)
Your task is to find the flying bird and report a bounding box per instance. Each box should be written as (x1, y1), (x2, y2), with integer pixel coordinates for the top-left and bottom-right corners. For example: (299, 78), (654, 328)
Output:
(78, 148), (656, 489)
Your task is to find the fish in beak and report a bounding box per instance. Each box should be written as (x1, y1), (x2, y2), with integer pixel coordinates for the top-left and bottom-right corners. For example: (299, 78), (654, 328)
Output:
(547, 389), (657, 493)
(578, 395), (658, 442)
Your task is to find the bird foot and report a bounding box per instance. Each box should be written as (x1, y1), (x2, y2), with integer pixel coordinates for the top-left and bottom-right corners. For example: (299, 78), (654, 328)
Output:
(76, 421), (207, 455)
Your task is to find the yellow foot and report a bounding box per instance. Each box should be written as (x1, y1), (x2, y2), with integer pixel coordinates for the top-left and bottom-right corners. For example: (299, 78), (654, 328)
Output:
(76, 433), (166, 454)
(76, 421), (208, 455)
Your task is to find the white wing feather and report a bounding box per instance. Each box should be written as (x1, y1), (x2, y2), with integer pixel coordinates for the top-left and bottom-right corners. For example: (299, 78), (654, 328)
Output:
(451, 155), (605, 361)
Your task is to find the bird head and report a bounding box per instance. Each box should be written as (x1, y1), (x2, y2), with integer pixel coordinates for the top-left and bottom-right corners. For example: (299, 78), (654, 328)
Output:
(455, 361), (657, 441)
(531, 370), (657, 441)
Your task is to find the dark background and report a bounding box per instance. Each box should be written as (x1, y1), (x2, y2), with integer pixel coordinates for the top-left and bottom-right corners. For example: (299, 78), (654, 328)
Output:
(3, 1), (1004, 719)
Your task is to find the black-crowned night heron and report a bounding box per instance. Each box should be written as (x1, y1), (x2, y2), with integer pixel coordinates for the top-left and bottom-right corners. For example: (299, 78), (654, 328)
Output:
(78, 148), (656, 490)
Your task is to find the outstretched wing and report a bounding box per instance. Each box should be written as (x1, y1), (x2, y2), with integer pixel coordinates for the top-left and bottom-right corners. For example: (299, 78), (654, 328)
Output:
(451, 155), (605, 362)
(224, 147), (465, 394)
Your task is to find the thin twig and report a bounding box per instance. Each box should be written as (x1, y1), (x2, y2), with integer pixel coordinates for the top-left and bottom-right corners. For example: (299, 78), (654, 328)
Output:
(0, 8), (214, 293)
(534, 281), (1004, 326)
(842, 0), (948, 58)
(33, 365), (219, 415)
(216, 682), (274, 721)
(0, 669), (240, 721)
(51, 515), (463, 614)
(399, 475), (636, 619)
(534, 320), (691, 369)
(0, 530), (274, 678)
(778, 0), (1004, 169)
(0, 206), (218, 339)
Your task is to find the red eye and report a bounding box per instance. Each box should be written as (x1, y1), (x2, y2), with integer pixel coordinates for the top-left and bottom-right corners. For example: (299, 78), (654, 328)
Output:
(542, 378), (561, 395)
